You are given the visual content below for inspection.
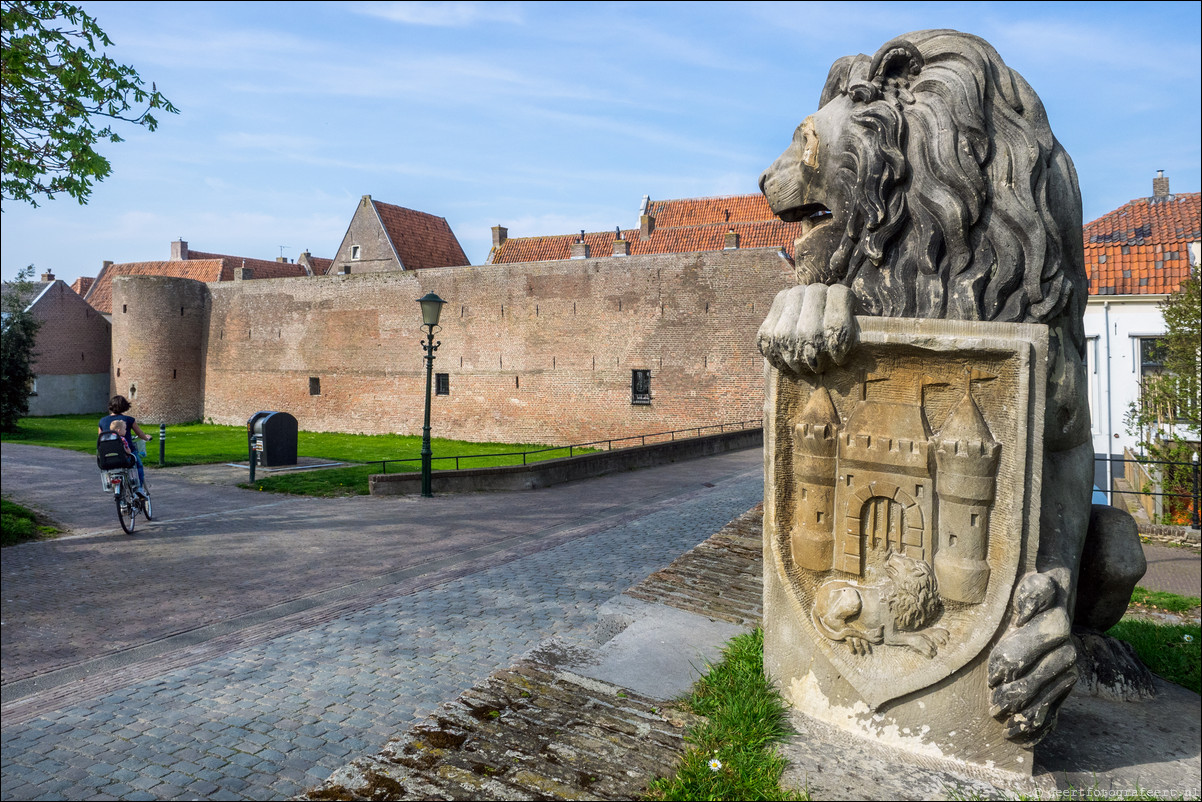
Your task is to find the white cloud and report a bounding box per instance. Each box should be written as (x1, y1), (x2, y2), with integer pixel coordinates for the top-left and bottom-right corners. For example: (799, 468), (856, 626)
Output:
(351, 2), (523, 27)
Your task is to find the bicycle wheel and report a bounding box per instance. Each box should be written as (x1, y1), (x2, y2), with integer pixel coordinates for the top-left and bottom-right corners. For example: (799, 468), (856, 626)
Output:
(116, 484), (136, 534)
(141, 490), (153, 521)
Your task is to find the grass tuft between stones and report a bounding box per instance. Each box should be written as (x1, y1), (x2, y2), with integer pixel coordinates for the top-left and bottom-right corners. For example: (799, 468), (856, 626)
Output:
(644, 628), (807, 801)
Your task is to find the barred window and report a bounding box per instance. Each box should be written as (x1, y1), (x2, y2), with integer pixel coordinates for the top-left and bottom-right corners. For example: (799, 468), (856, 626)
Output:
(435, 373), (449, 396)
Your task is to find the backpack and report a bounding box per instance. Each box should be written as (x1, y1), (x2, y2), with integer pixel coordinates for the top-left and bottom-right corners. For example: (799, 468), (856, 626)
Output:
(97, 432), (135, 470)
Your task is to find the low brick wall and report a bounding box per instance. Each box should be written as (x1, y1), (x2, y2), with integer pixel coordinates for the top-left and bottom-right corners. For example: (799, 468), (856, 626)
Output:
(369, 428), (762, 495)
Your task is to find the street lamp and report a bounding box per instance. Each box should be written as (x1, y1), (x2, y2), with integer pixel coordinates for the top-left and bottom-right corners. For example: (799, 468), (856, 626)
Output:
(417, 292), (446, 497)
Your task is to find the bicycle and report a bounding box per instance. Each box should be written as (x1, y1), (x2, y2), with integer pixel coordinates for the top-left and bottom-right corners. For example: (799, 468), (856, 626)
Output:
(97, 433), (153, 534)
(102, 467), (151, 534)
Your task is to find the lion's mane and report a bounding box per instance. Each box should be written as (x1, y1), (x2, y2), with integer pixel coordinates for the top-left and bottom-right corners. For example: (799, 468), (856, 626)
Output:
(818, 30), (1088, 353)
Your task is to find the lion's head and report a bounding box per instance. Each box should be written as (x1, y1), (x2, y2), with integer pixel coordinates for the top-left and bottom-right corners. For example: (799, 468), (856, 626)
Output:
(760, 30), (1087, 352)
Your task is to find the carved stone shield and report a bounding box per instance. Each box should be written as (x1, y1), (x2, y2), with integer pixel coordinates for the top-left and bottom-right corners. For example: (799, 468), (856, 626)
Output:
(764, 318), (1047, 770)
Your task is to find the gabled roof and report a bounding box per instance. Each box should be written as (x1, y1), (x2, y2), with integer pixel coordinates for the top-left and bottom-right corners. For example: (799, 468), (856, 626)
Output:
(70, 276), (94, 297)
(370, 200), (470, 271)
(1083, 192), (1199, 296)
(489, 193), (808, 265)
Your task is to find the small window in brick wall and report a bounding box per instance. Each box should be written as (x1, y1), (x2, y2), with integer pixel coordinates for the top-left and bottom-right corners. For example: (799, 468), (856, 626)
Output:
(435, 373), (449, 396)
(351, 245), (361, 260)
(631, 369), (651, 405)
(309, 377), (321, 396)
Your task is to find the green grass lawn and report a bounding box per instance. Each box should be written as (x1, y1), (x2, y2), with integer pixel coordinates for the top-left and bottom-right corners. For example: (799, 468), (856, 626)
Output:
(4, 414), (590, 496)
(1, 498), (61, 547)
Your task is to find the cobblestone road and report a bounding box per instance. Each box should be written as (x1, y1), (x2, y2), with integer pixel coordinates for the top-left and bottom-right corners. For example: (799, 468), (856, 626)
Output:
(1, 445), (762, 800)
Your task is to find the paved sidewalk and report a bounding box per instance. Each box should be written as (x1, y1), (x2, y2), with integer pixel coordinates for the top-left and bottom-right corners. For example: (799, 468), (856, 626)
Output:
(2, 442), (1196, 801)
(1, 444), (763, 800)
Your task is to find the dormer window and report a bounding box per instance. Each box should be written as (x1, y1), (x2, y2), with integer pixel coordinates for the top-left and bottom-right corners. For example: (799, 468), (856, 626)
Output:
(351, 245), (361, 260)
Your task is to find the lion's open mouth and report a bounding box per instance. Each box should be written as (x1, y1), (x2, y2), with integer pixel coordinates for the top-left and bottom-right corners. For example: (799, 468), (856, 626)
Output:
(779, 202), (833, 233)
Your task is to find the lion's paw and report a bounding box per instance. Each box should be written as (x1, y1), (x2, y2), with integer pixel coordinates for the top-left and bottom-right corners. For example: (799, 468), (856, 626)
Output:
(987, 572), (1078, 745)
(757, 283), (857, 374)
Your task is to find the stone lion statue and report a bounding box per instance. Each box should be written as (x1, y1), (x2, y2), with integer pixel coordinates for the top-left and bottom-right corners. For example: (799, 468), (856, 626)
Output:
(758, 29), (1146, 745)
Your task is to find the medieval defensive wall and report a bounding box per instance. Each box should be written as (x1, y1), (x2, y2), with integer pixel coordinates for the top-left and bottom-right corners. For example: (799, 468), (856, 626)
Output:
(110, 247), (794, 444)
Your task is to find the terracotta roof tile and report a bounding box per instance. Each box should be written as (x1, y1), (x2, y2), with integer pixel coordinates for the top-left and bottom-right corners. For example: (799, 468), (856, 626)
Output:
(1083, 192), (1199, 296)
(647, 194), (780, 226)
(372, 201), (469, 270)
(490, 219), (804, 264)
(84, 260), (227, 315)
(306, 256), (333, 275)
(83, 248), (315, 314)
(69, 276), (94, 297)
(491, 193), (806, 264)
(188, 251), (310, 281)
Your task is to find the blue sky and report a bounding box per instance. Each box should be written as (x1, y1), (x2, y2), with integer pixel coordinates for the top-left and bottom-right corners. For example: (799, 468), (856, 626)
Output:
(2, 1), (1199, 284)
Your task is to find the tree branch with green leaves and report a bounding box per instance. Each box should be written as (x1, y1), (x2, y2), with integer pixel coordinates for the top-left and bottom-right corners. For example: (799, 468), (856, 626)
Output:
(1, 0), (178, 208)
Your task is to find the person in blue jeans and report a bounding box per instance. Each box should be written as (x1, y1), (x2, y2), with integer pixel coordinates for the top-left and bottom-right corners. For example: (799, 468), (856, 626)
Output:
(99, 395), (151, 496)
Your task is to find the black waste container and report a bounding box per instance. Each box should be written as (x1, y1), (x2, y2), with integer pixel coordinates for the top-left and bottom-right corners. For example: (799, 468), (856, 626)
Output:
(248, 411), (298, 467)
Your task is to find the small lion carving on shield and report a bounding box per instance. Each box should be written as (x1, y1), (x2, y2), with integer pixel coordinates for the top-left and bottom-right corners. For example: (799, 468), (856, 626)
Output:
(758, 29), (1146, 745)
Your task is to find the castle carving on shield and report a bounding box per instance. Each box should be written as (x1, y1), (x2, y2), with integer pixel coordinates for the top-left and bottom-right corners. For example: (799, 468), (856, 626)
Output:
(790, 371), (1001, 605)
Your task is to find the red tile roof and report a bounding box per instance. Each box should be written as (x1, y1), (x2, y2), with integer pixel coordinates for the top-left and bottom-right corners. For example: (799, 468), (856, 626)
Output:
(188, 251), (310, 281)
(371, 200), (469, 271)
(69, 276), (94, 297)
(83, 249), (313, 314)
(84, 260), (227, 315)
(647, 194), (779, 227)
(1083, 192), (1199, 296)
(490, 193), (807, 264)
(305, 255), (333, 275)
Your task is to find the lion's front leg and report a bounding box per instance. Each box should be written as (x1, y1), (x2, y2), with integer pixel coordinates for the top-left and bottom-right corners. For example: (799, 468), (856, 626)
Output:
(987, 442), (1093, 745)
(757, 283), (857, 374)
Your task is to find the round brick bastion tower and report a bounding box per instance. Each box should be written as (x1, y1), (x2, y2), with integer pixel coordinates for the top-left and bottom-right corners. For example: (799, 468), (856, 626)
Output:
(111, 275), (209, 424)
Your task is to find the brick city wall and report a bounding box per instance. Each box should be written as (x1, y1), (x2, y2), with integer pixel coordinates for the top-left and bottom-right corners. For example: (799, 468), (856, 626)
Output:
(188, 248), (794, 444)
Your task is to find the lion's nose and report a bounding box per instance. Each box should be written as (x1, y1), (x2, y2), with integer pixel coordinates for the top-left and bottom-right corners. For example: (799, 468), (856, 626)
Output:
(758, 170), (770, 196)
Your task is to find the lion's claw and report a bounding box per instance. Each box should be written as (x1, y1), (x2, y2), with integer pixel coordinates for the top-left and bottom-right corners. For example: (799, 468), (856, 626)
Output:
(758, 283), (857, 374)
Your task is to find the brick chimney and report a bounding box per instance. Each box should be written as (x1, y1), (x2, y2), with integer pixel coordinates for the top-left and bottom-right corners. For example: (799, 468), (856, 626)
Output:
(40, 270), (55, 282)
(1152, 170), (1170, 198)
(724, 229), (740, 250)
(171, 239), (189, 261)
(492, 225), (508, 247)
(570, 231), (590, 260)
(613, 228), (630, 257)
(639, 214), (655, 241)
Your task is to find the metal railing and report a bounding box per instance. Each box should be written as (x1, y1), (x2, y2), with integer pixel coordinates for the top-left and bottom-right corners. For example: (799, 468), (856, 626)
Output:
(370, 418), (763, 474)
(1099, 451), (1200, 529)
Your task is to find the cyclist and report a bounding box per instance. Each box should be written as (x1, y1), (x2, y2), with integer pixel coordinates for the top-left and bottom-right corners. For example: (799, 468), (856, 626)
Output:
(99, 395), (151, 497)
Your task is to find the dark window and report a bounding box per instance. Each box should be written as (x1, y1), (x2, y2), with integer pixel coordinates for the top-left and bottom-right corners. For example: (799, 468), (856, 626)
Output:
(632, 369), (651, 405)
(1139, 337), (1166, 378)
(309, 377), (321, 395)
(435, 373), (449, 396)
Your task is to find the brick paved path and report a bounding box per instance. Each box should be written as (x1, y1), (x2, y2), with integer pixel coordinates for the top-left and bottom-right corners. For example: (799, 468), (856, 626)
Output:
(1, 444), (763, 800)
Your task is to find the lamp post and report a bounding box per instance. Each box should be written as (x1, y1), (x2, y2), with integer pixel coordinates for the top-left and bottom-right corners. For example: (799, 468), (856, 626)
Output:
(417, 292), (446, 498)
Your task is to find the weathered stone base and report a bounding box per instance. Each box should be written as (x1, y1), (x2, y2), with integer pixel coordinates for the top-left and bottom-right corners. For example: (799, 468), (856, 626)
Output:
(300, 650), (700, 801)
